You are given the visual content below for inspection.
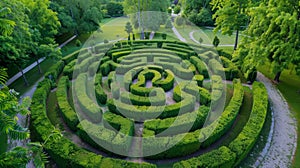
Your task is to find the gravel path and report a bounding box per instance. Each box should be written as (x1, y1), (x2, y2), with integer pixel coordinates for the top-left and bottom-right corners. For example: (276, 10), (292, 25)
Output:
(256, 72), (297, 168)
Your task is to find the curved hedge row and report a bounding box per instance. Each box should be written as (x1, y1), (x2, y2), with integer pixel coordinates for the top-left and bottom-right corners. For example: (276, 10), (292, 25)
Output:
(29, 78), (155, 167)
(201, 79), (244, 147)
(190, 56), (209, 78)
(144, 106), (209, 135)
(228, 82), (268, 166)
(120, 88), (166, 106)
(74, 73), (102, 122)
(56, 76), (79, 131)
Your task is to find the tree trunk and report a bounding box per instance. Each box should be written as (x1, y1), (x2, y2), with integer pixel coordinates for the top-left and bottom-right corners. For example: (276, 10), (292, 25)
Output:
(17, 65), (29, 86)
(36, 58), (42, 74)
(0, 133), (8, 154)
(234, 29), (239, 50)
(274, 71), (282, 83)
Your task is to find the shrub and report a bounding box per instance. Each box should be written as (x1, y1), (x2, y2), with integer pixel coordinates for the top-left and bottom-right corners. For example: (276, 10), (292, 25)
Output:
(190, 56), (209, 78)
(173, 146), (236, 168)
(193, 74), (204, 86)
(153, 70), (174, 91)
(120, 88), (166, 106)
(95, 83), (107, 105)
(144, 106), (209, 135)
(56, 76), (79, 131)
(45, 60), (65, 82)
(201, 79), (244, 147)
(74, 73), (102, 122)
(63, 59), (77, 79)
(228, 82), (268, 166)
(75, 39), (82, 47)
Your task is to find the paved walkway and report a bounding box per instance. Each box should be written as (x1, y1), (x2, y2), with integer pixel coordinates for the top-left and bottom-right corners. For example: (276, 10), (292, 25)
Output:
(149, 31), (155, 40)
(6, 35), (77, 86)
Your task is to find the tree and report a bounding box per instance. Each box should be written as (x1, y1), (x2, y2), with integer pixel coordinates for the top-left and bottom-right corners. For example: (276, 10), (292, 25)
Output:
(0, 0), (33, 86)
(0, 7), (16, 37)
(22, 0), (61, 74)
(211, 0), (249, 50)
(106, 2), (124, 17)
(50, 0), (103, 35)
(125, 22), (133, 35)
(213, 36), (220, 47)
(235, 0), (300, 82)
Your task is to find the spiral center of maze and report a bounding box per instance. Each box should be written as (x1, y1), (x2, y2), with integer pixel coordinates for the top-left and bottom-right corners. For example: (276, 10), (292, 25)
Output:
(31, 40), (269, 167)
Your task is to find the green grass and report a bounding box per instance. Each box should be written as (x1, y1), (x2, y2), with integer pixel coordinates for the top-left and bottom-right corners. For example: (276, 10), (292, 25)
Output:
(258, 63), (300, 168)
(8, 59), (56, 96)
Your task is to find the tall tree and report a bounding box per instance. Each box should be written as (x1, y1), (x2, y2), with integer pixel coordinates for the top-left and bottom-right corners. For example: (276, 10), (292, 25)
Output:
(0, 0), (32, 86)
(0, 7), (15, 37)
(211, 0), (249, 50)
(22, 0), (61, 74)
(51, 0), (103, 35)
(235, 0), (300, 82)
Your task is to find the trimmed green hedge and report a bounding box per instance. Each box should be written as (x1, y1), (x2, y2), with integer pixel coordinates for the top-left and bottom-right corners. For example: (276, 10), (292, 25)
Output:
(120, 88), (166, 106)
(221, 56), (239, 80)
(228, 82), (268, 166)
(107, 95), (195, 121)
(201, 79), (244, 147)
(152, 70), (174, 91)
(62, 48), (88, 64)
(74, 73), (102, 122)
(144, 106), (209, 135)
(103, 112), (134, 136)
(63, 59), (77, 79)
(173, 146), (236, 168)
(56, 76), (79, 131)
(193, 74), (204, 87)
(45, 60), (65, 81)
(190, 56), (209, 78)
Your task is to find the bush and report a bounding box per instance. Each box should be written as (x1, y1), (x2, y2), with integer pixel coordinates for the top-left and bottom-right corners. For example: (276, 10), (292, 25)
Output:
(190, 56), (209, 78)
(144, 106), (209, 135)
(228, 82), (268, 166)
(173, 5), (181, 14)
(56, 76), (79, 131)
(193, 74), (204, 86)
(74, 73), (102, 122)
(45, 60), (65, 82)
(173, 146), (236, 168)
(201, 79), (244, 147)
(95, 83), (107, 105)
(153, 70), (174, 91)
(120, 88), (166, 106)
(63, 59), (77, 79)
(75, 39), (82, 47)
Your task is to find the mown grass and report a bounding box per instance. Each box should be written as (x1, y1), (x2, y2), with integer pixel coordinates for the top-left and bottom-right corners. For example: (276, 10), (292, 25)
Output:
(258, 64), (300, 168)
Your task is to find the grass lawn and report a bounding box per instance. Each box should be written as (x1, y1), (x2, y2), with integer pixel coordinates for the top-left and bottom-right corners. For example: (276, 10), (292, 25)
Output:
(8, 59), (57, 96)
(258, 64), (300, 168)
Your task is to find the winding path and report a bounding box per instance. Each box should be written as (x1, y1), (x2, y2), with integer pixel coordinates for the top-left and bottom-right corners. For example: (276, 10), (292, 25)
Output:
(255, 72), (297, 168)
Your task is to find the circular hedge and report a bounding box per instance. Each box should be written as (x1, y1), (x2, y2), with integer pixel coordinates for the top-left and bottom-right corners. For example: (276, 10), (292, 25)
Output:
(30, 40), (269, 167)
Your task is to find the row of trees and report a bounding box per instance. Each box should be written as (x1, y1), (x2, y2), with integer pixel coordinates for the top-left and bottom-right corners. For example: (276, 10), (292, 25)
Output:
(211, 0), (300, 82)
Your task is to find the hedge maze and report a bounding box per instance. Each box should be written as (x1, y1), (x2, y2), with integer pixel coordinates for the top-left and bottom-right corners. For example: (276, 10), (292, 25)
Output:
(30, 40), (269, 167)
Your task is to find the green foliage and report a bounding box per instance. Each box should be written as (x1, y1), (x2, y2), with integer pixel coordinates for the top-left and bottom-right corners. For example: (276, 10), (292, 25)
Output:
(229, 82), (268, 165)
(235, 0), (300, 82)
(0, 7), (15, 36)
(74, 73), (102, 122)
(50, 0), (103, 35)
(193, 74), (204, 86)
(190, 56), (209, 78)
(173, 5), (181, 14)
(144, 106), (209, 135)
(173, 146), (236, 168)
(165, 17), (173, 30)
(44, 60), (65, 82)
(201, 79), (244, 147)
(125, 21), (133, 35)
(213, 36), (220, 48)
(75, 39), (81, 47)
(106, 1), (123, 17)
(56, 76), (79, 131)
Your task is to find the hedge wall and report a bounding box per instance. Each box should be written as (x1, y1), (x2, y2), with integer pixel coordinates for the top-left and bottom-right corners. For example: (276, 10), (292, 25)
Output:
(173, 146), (236, 168)
(201, 79), (244, 147)
(228, 82), (268, 166)
(74, 73), (102, 122)
(120, 88), (166, 106)
(45, 60), (65, 81)
(144, 106), (209, 135)
(190, 56), (209, 78)
(63, 59), (77, 79)
(56, 76), (79, 131)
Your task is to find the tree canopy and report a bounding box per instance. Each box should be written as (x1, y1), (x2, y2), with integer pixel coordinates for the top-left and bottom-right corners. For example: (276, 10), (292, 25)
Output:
(234, 0), (300, 82)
